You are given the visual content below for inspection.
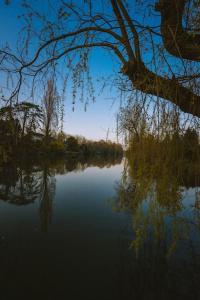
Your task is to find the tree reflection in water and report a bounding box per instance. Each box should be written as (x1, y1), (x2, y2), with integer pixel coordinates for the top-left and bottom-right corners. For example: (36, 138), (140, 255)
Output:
(0, 163), (40, 205)
(38, 164), (55, 232)
(0, 155), (122, 232)
(111, 138), (200, 299)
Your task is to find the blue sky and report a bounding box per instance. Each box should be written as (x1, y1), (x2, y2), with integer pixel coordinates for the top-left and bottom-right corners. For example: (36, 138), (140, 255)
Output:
(0, 0), (169, 142)
(0, 0), (195, 142)
(0, 0), (123, 142)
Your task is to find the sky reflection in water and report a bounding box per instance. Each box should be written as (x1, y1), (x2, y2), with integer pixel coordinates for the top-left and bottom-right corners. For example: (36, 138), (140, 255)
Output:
(0, 158), (199, 300)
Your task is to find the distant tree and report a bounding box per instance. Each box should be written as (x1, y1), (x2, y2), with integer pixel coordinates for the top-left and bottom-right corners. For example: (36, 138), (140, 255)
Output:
(183, 128), (199, 146)
(183, 128), (199, 159)
(119, 103), (149, 141)
(65, 136), (79, 152)
(14, 102), (43, 137)
(0, 106), (21, 146)
(42, 80), (60, 143)
(0, 102), (43, 144)
(56, 131), (67, 143)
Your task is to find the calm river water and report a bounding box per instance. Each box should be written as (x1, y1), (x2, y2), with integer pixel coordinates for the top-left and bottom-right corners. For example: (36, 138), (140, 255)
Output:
(0, 158), (199, 300)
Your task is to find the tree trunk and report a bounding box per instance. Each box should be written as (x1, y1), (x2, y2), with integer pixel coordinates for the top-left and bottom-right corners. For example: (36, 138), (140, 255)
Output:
(155, 0), (200, 61)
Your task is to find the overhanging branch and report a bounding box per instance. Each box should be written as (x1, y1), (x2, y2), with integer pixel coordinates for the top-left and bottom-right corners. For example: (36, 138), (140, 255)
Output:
(155, 0), (200, 61)
(123, 60), (200, 117)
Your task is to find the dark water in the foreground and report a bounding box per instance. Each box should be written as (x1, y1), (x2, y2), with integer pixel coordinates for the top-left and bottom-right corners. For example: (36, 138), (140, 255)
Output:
(0, 158), (200, 300)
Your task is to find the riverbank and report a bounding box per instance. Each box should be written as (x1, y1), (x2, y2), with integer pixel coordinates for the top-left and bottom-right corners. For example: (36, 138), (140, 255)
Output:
(0, 133), (123, 164)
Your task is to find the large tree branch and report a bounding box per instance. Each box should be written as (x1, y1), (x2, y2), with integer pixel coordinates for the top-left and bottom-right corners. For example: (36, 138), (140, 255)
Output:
(19, 26), (124, 70)
(3, 1), (200, 118)
(8, 42), (126, 101)
(116, 0), (141, 62)
(33, 42), (126, 70)
(111, 0), (135, 59)
(155, 0), (200, 61)
(122, 60), (200, 117)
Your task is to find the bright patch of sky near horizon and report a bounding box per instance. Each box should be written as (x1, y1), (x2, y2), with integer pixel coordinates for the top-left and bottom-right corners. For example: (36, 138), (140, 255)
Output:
(0, 0), (124, 142)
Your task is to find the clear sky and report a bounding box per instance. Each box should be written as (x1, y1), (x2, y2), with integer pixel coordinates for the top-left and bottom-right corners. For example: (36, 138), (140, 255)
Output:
(0, 0), (123, 142)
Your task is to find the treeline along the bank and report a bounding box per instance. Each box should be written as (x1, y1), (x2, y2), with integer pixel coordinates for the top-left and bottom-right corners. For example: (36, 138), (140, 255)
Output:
(0, 102), (123, 162)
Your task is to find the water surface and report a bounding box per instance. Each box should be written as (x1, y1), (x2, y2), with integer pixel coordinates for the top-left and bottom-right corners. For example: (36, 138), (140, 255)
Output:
(0, 158), (199, 299)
